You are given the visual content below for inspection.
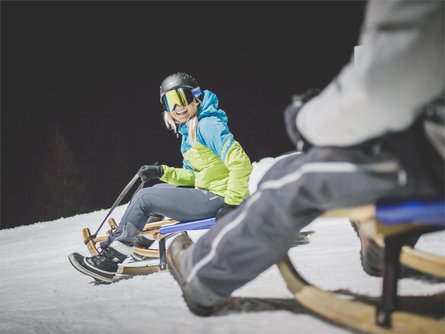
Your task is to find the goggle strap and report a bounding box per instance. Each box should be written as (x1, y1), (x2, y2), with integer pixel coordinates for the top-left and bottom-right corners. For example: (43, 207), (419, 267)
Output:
(191, 87), (202, 98)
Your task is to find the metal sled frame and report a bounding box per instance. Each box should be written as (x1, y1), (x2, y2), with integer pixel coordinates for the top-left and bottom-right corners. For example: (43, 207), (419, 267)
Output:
(278, 199), (445, 333)
(82, 217), (215, 274)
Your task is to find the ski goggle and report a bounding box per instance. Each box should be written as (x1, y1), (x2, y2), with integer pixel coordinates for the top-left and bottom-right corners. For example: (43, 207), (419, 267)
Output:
(161, 87), (202, 112)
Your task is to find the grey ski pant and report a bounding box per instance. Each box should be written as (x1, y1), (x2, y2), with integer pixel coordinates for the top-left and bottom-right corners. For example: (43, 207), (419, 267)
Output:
(102, 183), (225, 248)
(179, 136), (441, 306)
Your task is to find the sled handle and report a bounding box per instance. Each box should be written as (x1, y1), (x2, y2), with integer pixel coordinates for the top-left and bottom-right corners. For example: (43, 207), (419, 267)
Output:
(91, 173), (141, 238)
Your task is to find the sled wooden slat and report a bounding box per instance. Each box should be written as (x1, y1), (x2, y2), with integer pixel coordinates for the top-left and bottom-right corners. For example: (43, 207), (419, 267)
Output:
(144, 219), (178, 230)
(139, 231), (170, 240)
(108, 218), (118, 230)
(141, 229), (161, 236)
(374, 222), (428, 238)
(83, 228), (99, 256)
(323, 205), (434, 237)
(139, 219), (178, 236)
(133, 247), (160, 258)
(93, 236), (108, 243)
(322, 204), (376, 222)
(277, 256), (445, 334)
(153, 232), (171, 240)
(117, 264), (162, 275)
(400, 246), (445, 278)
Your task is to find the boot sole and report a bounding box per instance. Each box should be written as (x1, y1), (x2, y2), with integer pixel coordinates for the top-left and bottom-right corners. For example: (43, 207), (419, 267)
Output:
(166, 249), (214, 316)
(68, 253), (114, 284)
(166, 250), (186, 287)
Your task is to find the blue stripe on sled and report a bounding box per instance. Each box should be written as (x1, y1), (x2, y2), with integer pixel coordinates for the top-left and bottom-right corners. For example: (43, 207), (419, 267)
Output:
(160, 217), (216, 234)
(376, 200), (445, 226)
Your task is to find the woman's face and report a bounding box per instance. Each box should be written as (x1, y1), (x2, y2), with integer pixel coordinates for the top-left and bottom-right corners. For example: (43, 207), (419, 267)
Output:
(170, 102), (195, 123)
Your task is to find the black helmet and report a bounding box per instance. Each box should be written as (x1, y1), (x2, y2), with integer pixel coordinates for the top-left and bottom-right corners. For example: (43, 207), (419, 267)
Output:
(160, 73), (203, 112)
(160, 72), (199, 95)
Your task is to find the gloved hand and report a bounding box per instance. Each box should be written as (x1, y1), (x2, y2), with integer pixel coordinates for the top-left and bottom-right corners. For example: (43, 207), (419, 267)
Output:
(137, 164), (164, 183)
(216, 203), (239, 221)
(283, 89), (320, 152)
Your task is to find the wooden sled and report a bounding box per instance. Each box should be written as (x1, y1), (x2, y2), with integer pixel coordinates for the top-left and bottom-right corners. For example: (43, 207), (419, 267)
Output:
(278, 199), (445, 333)
(323, 202), (445, 279)
(82, 217), (215, 274)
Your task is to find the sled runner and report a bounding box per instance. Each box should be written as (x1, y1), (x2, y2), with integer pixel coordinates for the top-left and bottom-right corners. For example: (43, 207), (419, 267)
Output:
(82, 217), (216, 274)
(278, 198), (445, 333)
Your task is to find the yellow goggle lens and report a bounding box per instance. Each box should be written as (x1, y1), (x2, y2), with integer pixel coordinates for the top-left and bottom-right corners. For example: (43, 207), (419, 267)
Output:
(162, 88), (191, 112)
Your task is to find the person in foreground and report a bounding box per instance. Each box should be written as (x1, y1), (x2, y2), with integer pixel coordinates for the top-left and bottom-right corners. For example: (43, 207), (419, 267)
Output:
(69, 73), (252, 283)
(166, 0), (444, 315)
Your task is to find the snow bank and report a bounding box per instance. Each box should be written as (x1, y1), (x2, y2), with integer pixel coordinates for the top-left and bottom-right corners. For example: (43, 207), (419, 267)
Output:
(1, 155), (444, 334)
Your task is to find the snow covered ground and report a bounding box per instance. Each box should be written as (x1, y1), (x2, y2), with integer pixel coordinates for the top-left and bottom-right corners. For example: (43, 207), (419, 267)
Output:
(1, 156), (444, 334)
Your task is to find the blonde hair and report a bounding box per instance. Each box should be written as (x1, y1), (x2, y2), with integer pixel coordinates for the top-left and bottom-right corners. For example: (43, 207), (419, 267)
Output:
(163, 99), (200, 145)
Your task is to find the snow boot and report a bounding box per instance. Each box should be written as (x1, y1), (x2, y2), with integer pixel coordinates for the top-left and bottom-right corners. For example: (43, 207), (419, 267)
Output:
(135, 235), (156, 249)
(351, 221), (420, 277)
(68, 241), (132, 283)
(167, 233), (215, 316)
(131, 235), (157, 261)
(131, 214), (164, 261)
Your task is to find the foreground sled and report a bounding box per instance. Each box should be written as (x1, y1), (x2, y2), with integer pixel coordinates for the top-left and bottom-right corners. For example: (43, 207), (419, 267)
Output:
(82, 217), (215, 276)
(278, 199), (445, 333)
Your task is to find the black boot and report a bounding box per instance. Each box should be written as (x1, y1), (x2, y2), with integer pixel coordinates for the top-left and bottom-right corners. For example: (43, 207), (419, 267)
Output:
(131, 214), (164, 261)
(68, 246), (128, 283)
(137, 214), (164, 249)
(135, 235), (155, 249)
(131, 236), (157, 261)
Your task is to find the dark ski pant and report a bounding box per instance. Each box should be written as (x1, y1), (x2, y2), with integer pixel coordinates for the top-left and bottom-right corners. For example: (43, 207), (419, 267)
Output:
(101, 183), (225, 248)
(179, 135), (442, 306)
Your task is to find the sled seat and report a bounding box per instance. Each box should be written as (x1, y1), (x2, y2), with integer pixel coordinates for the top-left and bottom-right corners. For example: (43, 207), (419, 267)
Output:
(327, 198), (445, 328)
(279, 198), (445, 332)
(324, 199), (445, 278)
(375, 200), (445, 226)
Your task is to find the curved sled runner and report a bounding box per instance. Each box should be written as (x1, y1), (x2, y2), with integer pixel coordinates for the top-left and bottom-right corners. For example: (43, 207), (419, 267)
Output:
(278, 199), (445, 333)
(278, 256), (444, 334)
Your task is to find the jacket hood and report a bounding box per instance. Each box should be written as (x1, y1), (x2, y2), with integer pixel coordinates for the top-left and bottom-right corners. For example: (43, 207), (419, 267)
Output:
(178, 90), (228, 135)
(198, 90), (228, 123)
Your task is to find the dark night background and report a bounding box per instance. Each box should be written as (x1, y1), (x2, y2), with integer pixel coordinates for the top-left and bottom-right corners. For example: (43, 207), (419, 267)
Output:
(1, 1), (366, 229)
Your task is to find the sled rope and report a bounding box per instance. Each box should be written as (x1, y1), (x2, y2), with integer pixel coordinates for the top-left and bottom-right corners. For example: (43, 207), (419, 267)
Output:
(88, 173), (141, 242)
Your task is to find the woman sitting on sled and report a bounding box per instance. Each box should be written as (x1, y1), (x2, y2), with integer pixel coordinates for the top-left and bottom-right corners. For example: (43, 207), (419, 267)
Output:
(69, 72), (252, 283)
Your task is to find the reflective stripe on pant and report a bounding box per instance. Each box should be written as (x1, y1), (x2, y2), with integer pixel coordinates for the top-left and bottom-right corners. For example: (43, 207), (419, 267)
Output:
(179, 146), (439, 306)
